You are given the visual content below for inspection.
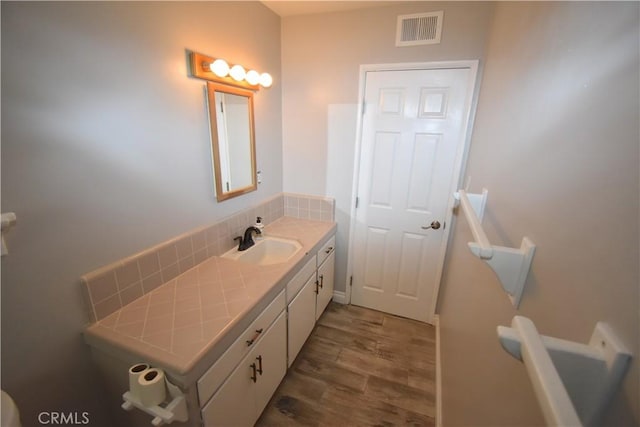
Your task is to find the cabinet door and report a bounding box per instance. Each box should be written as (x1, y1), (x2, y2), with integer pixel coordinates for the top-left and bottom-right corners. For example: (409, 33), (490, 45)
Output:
(287, 274), (317, 367)
(198, 291), (285, 405)
(316, 251), (335, 320)
(202, 311), (287, 426)
(201, 350), (257, 427)
(253, 311), (287, 417)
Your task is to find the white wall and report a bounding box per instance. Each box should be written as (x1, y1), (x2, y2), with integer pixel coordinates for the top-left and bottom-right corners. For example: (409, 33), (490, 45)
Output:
(438, 2), (639, 425)
(1, 2), (280, 425)
(281, 1), (495, 294)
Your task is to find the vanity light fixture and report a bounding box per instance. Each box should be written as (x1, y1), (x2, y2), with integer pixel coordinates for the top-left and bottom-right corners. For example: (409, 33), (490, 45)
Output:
(188, 51), (272, 90)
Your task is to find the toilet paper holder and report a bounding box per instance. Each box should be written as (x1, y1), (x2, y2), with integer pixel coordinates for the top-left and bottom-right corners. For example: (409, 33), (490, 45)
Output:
(122, 377), (188, 426)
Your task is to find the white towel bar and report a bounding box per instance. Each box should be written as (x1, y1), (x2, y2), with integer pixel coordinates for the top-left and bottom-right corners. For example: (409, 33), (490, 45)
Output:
(453, 189), (535, 308)
(457, 189), (492, 259)
(498, 316), (632, 427)
(513, 317), (582, 426)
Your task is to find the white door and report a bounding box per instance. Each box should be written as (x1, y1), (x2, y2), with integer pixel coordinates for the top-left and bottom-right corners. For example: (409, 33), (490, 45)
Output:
(351, 66), (476, 323)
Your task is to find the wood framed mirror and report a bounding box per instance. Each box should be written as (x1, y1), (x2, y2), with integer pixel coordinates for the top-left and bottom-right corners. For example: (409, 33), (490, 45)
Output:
(206, 81), (257, 201)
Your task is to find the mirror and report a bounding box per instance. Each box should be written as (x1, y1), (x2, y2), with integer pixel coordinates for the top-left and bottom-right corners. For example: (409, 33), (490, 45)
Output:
(206, 82), (257, 201)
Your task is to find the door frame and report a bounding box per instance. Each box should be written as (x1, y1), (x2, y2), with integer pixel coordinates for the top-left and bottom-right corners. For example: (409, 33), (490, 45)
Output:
(345, 60), (481, 320)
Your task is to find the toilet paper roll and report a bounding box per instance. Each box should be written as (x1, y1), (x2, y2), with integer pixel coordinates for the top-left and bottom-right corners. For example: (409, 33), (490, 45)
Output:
(137, 368), (166, 407)
(128, 363), (150, 399)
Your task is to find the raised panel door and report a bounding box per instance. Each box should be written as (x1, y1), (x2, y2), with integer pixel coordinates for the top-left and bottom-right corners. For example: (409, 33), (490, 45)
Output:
(352, 67), (475, 323)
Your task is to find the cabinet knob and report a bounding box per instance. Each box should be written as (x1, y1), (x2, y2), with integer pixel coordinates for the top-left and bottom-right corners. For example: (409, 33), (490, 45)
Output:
(325, 246), (333, 254)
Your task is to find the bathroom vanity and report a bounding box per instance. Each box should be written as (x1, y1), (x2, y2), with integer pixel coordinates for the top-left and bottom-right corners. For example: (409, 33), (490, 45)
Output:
(84, 217), (336, 427)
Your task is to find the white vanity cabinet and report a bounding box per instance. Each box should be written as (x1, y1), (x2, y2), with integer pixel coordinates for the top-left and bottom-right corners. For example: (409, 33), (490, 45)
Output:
(286, 235), (336, 366)
(199, 292), (287, 427)
(83, 219), (338, 427)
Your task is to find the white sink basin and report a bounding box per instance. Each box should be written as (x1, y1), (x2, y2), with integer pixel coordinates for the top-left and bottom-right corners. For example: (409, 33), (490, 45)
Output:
(221, 236), (302, 266)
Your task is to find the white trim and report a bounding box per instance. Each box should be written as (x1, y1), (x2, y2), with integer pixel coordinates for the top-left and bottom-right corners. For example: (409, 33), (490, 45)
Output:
(344, 64), (370, 306)
(360, 60), (479, 73)
(332, 291), (348, 305)
(434, 314), (443, 427)
(345, 60), (481, 323)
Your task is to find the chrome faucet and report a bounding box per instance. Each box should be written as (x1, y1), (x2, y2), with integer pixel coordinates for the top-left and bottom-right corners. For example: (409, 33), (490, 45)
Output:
(234, 226), (262, 251)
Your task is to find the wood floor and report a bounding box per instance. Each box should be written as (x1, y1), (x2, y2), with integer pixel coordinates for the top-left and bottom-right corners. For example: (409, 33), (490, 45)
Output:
(257, 302), (436, 426)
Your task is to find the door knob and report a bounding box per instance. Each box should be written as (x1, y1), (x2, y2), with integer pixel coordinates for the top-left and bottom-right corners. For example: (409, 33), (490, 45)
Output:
(422, 221), (441, 230)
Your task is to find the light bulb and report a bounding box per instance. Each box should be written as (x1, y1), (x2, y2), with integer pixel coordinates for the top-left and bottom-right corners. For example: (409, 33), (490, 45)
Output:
(229, 64), (246, 82)
(209, 59), (229, 77)
(259, 72), (273, 88)
(246, 70), (260, 86)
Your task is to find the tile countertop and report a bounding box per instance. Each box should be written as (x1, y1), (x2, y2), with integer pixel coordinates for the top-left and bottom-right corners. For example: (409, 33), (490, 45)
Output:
(84, 217), (336, 379)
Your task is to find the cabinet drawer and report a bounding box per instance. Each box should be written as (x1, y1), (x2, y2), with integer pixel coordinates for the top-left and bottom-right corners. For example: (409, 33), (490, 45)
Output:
(197, 290), (285, 405)
(317, 235), (335, 267)
(286, 255), (316, 304)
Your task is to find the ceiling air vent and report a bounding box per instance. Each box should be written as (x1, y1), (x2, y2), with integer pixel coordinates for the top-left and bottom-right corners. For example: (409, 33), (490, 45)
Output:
(396, 11), (443, 47)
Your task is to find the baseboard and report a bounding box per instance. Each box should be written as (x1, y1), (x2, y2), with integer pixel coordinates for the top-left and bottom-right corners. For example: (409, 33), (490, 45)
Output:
(332, 290), (348, 304)
(434, 314), (442, 427)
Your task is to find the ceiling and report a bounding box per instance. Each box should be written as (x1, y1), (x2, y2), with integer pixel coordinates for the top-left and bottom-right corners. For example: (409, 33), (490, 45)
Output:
(260, 1), (411, 17)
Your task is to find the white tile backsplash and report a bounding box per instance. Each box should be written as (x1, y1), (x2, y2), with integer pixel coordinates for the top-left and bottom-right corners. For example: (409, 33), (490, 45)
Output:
(284, 193), (335, 222)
